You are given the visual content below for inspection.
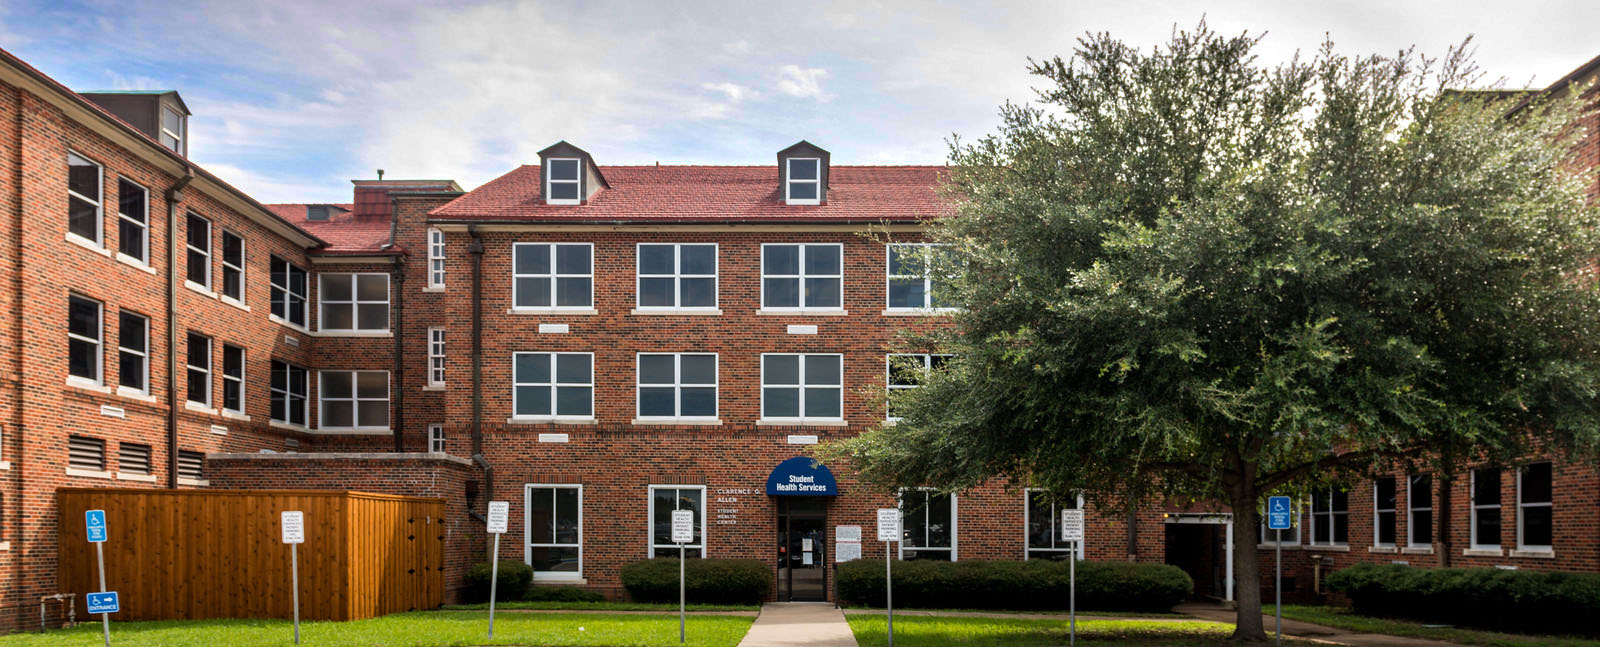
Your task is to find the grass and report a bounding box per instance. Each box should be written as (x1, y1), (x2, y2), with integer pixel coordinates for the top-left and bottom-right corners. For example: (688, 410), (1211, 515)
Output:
(444, 601), (759, 613)
(0, 610), (753, 646)
(1279, 605), (1600, 647)
(846, 615), (1300, 647)
(842, 606), (1183, 618)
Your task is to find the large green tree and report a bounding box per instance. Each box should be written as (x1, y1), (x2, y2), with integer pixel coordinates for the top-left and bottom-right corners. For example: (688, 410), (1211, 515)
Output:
(834, 26), (1600, 640)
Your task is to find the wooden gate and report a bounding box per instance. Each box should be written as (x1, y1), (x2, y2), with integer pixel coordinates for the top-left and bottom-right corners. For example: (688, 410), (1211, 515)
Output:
(57, 488), (446, 622)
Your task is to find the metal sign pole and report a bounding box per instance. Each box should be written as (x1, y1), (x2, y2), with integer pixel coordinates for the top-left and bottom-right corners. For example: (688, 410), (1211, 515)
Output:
(488, 533), (501, 639)
(485, 500), (509, 641)
(95, 541), (109, 647)
(291, 543), (301, 645)
(679, 544), (686, 644)
(1069, 539), (1076, 647)
(1275, 536), (1282, 647)
(885, 540), (893, 647)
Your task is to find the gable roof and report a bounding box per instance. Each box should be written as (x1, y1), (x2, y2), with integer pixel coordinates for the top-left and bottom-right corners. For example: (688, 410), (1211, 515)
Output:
(266, 203), (396, 256)
(430, 164), (947, 224)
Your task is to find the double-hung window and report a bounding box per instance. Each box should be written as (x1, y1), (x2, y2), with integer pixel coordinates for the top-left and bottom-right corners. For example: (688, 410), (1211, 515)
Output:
(513, 243), (593, 310)
(1374, 477), (1397, 547)
(428, 424), (446, 453)
(526, 484), (582, 578)
(220, 231), (245, 303)
(1517, 463), (1552, 551)
(1026, 490), (1083, 561)
(1308, 489), (1348, 546)
(67, 152), (103, 245)
(221, 345), (245, 414)
(270, 256), (308, 327)
(186, 213), (211, 289)
(160, 107), (184, 153)
(270, 360), (308, 427)
(68, 295), (103, 384)
(186, 332), (211, 406)
(427, 328), (446, 387)
(649, 485), (704, 558)
(427, 228), (446, 288)
(513, 352), (593, 420)
(886, 354), (951, 421)
(318, 370), (389, 430)
(899, 488), (956, 561)
(637, 353), (717, 421)
(117, 178), (148, 262)
(761, 243), (841, 311)
(785, 158), (820, 205)
(546, 159), (581, 204)
(1471, 468), (1501, 548)
(117, 311), (148, 393)
(761, 354), (842, 422)
(1408, 475), (1433, 548)
(886, 243), (955, 310)
(637, 243), (717, 310)
(319, 273), (389, 332)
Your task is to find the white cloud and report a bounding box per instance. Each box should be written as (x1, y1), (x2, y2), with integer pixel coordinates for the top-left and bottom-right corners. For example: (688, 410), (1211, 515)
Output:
(722, 40), (750, 55)
(702, 82), (753, 103)
(776, 65), (831, 101)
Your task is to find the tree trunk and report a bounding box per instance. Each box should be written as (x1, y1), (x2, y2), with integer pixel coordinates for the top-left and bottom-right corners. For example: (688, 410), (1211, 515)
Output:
(1229, 477), (1269, 642)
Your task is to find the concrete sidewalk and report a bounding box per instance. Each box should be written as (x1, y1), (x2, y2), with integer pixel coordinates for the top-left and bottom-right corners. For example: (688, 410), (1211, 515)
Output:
(1176, 603), (1459, 647)
(737, 602), (859, 647)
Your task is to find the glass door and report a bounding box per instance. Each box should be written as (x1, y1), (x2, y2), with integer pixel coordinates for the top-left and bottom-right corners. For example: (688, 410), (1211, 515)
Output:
(776, 498), (828, 601)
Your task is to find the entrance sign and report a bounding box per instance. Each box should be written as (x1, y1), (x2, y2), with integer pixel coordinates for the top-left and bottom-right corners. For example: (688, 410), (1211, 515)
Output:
(281, 511), (305, 544)
(1059, 509), (1084, 542)
(282, 511), (305, 644)
(765, 456), (840, 496)
(876, 509), (900, 542)
(487, 501), (510, 534)
(485, 501), (509, 639)
(1266, 496), (1292, 530)
(85, 510), (107, 543)
(86, 592), (119, 614)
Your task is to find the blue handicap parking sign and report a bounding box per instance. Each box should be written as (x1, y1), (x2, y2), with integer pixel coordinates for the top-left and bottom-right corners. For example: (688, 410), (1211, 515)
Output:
(87, 591), (119, 614)
(1266, 496), (1292, 530)
(85, 510), (107, 543)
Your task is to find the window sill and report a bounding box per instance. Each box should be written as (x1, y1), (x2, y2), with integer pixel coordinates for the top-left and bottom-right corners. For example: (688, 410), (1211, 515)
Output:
(1400, 546), (1434, 555)
(756, 419), (848, 427)
(532, 575), (587, 585)
(1510, 549), (1554, 558)
(1463, 547), (1504, 557)
(66, 233), (110, 256)
(316, 330), (392, 338)
(220, 296), (251, 312)
(632, 418), (722, 426)
(312, 427), (393, 436)
(1367, 546), (1397, 554)
(507, 417), (597, 425)
(185, 401), (217, 415)
(881, 308), (959, 316)
(507, 308), (598, 315)
(422, 286), (446, 293)
(116, 386), (157, 403)
(220, 410), (250, 422)
(268, 419), (310, 433)
(268, 314), (311, 334)
(1257, 544), (1303, 550)
(422, 385), (447, 392)
(631, 308), (722, 316)
(755, 309), (847, 316)
(116, 472), (157, 483)
(0, 461), (10, 471)
(0, 542), (11, 551)
(66, 376), (111, 394)
(177, 477), (210, 487)
(66, 468), (113, 480)
(115, 253), (155, 274)
(185, 281), (218, 299)
(1308, 544), (1351, 553)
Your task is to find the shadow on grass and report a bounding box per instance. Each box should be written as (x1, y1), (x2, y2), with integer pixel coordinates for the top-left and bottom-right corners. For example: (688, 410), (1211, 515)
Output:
(844, 616), (1302, 647)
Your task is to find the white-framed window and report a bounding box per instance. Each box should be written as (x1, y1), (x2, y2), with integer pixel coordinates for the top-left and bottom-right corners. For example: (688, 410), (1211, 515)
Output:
(1517, 463), (1552, 551)
(886, 353), (952, 421)
(637, 353), (717, 420)
(513, 243), (593, 310)
(67, 295), (103, 384)
(760, 353), (842, 422)
(1025, 489), (1084, 561)
(427, 228), (446, 288)
(785, 157), (820, 205)
(318, 370), (390, 430)
(546, 158), (581, 204)
(526, 484), (583, 579)
(118, 443), (151, 476)
(221, 344), (245, 414)
(761, 243), (842, 311)
(67, 151), (103, 245)
(1471, 468), (1501, 548)
(1408, 475), (1433, 548)
(270, 256), (308, 327)
(1374, 477), (1397, 547)
(428, 328), (446, 387)
(649, 485), (705, 558)
(1308, 488), (1348, 546)
(899, 488), (956, 561)
(160, 106), (184, 153)
(186, 213), (211, 288)
(116, 178), (148, 262)
(428, 424), (446, 453)
(637, 243), (717, 309)
(1259, 497), (1302, 546)
(319, 273), (389, 332)
(886, 243), (955, 310)
(186, 331), (211, 406)
(220, 231), (245, 303)
(116, 310), (148, 392)
(271, 360), (309, 427)
(513, 352), (594, 420)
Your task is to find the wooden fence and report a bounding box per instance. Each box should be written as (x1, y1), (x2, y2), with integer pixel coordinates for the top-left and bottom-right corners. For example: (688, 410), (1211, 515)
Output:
(58, 488), (446, 622)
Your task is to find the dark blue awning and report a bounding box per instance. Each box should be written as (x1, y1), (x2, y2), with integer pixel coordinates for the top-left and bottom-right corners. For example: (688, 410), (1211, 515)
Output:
(766, 456), (839, 496)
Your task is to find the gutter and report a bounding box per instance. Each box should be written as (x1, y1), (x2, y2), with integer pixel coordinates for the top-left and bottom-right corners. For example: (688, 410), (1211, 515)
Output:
(390, 258), (405, 452)
(164, 168), (195, 489)
(468, 225), (492, 529)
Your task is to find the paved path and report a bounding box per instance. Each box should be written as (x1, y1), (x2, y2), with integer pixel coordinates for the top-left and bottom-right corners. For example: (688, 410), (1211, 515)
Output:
(1177, 603), (1459, 647)
(738, 602), (858, 647)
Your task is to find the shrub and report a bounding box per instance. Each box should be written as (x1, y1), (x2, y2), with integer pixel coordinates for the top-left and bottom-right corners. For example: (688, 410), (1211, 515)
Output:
(1326, 563), (1600, 635)
(620, 558), (771, 605)
(462, 560), (534, 603)
(835, 559), (1191, 612)
(522, 585), (606, 603)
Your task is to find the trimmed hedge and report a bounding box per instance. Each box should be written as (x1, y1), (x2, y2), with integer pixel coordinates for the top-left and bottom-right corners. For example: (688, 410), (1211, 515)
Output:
(835, 559), (1191, 612)
(463, 560), (535, 603)
(620, 559), (771, 605)
(1326, 563), (1600, 635)
(523, 585), (606, 602)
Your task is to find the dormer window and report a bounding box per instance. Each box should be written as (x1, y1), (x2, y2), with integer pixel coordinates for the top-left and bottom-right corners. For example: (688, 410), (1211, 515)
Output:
(547, 158), (581, 204)
(307, 205), (331, 221)
(160, 107), (184, 154)
(786, 158), (820, 205)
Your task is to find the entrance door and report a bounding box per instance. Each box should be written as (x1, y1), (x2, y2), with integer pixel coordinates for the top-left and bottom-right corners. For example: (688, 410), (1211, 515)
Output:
(776, 498), (827, 601)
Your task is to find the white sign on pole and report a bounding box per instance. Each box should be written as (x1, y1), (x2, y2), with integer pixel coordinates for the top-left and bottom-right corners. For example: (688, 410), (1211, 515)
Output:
(835, 525), (862, 542)
(486, 501), (510, 534)
(281, 511), (305, 544)
(1059, 509), (1085, 542)
(671, 509), (695, 544)
(876, 508), (901, 542)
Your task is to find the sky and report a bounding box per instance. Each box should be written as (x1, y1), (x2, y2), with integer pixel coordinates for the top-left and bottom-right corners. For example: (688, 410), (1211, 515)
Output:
(2, 0), (1598, 203)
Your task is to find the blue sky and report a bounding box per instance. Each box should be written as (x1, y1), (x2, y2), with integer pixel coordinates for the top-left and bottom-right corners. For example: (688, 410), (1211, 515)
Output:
(3, 0), (1598, 202)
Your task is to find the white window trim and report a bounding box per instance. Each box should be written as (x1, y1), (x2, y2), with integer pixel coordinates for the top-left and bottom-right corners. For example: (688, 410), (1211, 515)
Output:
(117, 310), (148, 394)
(897, 487), (957, 561)
(186, 213), (211, 289)
(67, 150), (104, 247)
(1373, 478), (1397, 548)
(511, 242), (595, 311)
(427, 328), (447, 387)
(318, 273), (390, 333)
(1516, 464), (1553, 552)
(428, 424), (446, 453)
(885, 243), (958, 312)
(220, 230), (246, 304)
(186, 332), (211, 407)
(526, 483), (584, 580)
(1471, 468), (1502, 550)
(635, 243), (719, 311)
(1407, 475), (1433, 549)
(784, 157), (821, 205)
(116, 176), (149, 263)
(635, 353), (718, 422)
(511, 352), (595, 421)
(1023, 489), (1084, 560)
(317, 370), (391, 431)
(760, 243), (843, 312)
(161, 106), (184, 152)
(270, 256), (309, 329)
(647, 484), (706, 558)
(270, 360), (309, 427)
(546, 158), (582, 205)
(427, 228), (446, 289)
(759, 353), (845, 424)
(68, 295), (104, 385)
(221, 344), (245, 414)
(885, 353), (952, 422)
(1307, 489), (1349, 547)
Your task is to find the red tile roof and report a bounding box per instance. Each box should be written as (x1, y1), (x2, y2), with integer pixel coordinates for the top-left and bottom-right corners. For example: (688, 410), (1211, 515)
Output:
(266, 203), (398, 255)
(430, 165), (949, 223)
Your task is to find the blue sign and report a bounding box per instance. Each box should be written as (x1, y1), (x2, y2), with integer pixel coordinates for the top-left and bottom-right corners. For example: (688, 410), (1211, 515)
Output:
(85, 510), (107, 543)
(1266, 496), (1293, 530)
(87, 591), (119, 614)
(765, 457), (839, 496)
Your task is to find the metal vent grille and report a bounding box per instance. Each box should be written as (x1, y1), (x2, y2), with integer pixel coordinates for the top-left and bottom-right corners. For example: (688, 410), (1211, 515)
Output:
(118, 443), (151, 475)
(68, 436), (105, 471)
(177, 450), (204, 481)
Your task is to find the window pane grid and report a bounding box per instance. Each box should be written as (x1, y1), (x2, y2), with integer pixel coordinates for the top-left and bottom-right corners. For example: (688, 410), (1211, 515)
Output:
(220, 231), (245, 301)
(513, 243), (593, 309)
(1518, 463), (1552, 550)
(68, 296), (103, 383)
(271, 360), (309, 426)
(649, 486), (704, 558)
(637, 353), (718, 420)
(513, 352), (594, 419)
(428, 328), (446, 386)
(1374, 477), (1397, 546)
(1408, 475), (1433, 547)
(1026, 490), (1082, 560)
(527, 485), (582, 576)
(68, 152), (103, 244)
(318, 370), (389, 429)
(319, 273), (389, 332)
(222, 345), (245, 413)
(186, 332), (211, 406)
(186, 213), (210, 287)
(117, 310), (147, 391)
(761, 244), (842, 310)
(116, 178), (147, 261)
(761, 353), (843, 421)
(270, 256), (308, 326)
(429, 425), (446, 453)
(547, 159), (581, 202)
(1472, 468), (1501, 548)
(637, 243), (717, 309)
(428, 228), (446, 288)
(887, 243), (953, 310)
(899, 489), (954, 560)
(786, 158), (820, 203)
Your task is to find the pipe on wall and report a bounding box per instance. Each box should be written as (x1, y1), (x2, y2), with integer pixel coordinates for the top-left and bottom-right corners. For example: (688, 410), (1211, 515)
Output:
(467, 225), (493, 536)
(391, 258), (405, 452)
(164, 168), (194, 489)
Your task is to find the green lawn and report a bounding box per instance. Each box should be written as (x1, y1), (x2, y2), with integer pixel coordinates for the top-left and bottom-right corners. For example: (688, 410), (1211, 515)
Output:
(1279, 605), (1599, 647)
(846, 616), (1293, 647)
(1, 610), (753, 647)
(444, 601), (759, 613)
(842, 607), (1183, 618)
